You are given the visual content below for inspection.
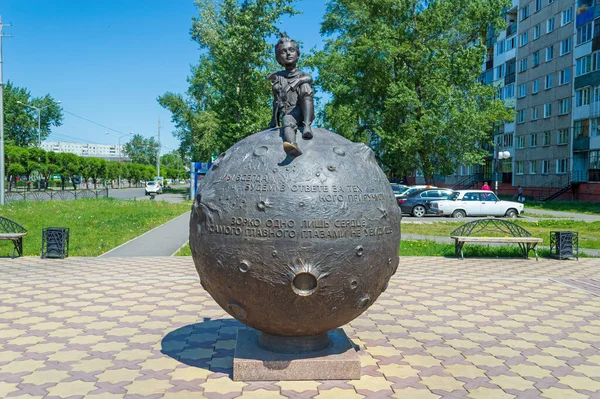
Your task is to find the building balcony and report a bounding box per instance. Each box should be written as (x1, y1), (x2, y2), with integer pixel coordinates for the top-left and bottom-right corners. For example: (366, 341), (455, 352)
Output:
(574, 137), (590, 151)
(506, 22), (517, 37)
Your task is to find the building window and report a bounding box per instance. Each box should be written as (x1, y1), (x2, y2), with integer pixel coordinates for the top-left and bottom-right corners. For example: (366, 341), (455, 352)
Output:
(558, 98), (570, 115)
(578, 23), (593, 45)
(504, 84), (515, 99)
(533, 23), (541, 39)
(556, 158), (567, 174)
(517, 135), (525, 148)
(532, 79), (539, 93)
(518, 83), (527, 98)
(547, 17), (555, 33)
(516, 161), (525, 174)
(560, 38), (572, 56)
(532, 106), (539, 120)
(520, 32), (529, 47)
(503, 133), (513, 147)
(517, 109), (527, 123)
(576, 55), (592, 76)
(530, 133), (538, 147)
(595, 17), (600, 38)
(497, 40), (505, 55)
(574, 119), (590, 138)
(533, 51), (540, 67)
(545, 74), (553, 89)
(530, 161), (537, 174)
(546, 45), (554, 61)
(559, 68), (571, 85)
(506, 36), (516, 51)
(558, 128), (569, 144)
(561, 8), (572, 26)
(544, 103), (552, 118)
(542, 160), (550, 174)
(496, 64), (505, 79)
(543, 131), (551, 146)
(590, 150), (600, 169)
(535, 0), (542, 11)
(591, 118), (600, 136)
(519, 58), (528, 72)
(520, 5), (530, 21)
(576, 87), (591, 107)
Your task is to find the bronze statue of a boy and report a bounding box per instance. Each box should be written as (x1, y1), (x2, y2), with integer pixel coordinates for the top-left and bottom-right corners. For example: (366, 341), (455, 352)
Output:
(268, 33), (314, 157)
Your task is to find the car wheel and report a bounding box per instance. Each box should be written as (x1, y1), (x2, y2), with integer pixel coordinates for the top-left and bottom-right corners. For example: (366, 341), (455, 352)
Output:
(412, 205), (426, 217)
(452, 209), (466, 218)
(505, 209), (518, 218)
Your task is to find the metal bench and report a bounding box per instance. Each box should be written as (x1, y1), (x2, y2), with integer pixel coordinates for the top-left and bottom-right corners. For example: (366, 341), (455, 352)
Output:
(450, 219), (543, 260)
(0, 217), (27, 258)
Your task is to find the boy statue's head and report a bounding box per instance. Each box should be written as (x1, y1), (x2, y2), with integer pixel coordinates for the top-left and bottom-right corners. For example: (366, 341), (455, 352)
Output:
(275, 32), (300, 68)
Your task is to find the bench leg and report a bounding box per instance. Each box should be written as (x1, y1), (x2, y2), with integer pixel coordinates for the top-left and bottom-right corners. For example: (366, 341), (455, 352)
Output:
(455, 240), (465, 260)
(530, 244), (539, 261)
(12, 238), (23, 258)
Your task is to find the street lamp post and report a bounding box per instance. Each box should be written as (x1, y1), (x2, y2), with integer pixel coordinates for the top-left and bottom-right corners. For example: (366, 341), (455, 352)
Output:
(495, 150), (511, 195)
(16, 100), (61, 189)
(105, 132), (132, 189)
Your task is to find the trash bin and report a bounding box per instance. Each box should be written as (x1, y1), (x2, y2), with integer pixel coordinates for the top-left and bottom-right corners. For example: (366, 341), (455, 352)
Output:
(549, 231), (578, 260)
(41, 227), (70, 259)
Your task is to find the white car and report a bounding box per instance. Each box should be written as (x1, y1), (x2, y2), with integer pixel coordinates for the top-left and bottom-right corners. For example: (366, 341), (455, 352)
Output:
(429, 190), (524, 218)
(145, 181), (163, 195)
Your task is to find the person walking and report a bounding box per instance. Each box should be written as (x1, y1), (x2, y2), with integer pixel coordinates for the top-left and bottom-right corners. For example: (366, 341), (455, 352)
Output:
(481, 182), (491, 191)
(517, 185), (524, 202)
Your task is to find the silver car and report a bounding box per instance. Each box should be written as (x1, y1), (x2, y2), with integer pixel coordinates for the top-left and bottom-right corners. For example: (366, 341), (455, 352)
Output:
(429, 190), (524, 218)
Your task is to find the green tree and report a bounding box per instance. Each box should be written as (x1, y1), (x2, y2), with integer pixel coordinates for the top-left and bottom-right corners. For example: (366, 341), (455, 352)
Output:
(56, 153), (81, 190)
(309, 0), (513, 183)
(158, 0), (297, 161)
(4, 145), (26, 191)
(3, 81), (63, 147)
(123, 134), (160, 165)
(161, 150), (185, 171)
(40, 151), (60, 189)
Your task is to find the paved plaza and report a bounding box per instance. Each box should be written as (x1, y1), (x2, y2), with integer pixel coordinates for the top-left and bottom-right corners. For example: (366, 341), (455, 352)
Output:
(1, 256), (600, 398)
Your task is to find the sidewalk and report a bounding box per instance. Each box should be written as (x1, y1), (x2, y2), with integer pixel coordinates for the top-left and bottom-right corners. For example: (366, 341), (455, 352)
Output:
(99, 211), (190, 257)
(1, 255), (599, 398)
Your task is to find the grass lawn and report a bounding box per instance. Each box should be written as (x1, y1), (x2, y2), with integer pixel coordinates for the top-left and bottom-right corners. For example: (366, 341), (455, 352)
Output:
(403, 219), (600, 250)
(519, 200), (600, 215)
(175, 238), (588, 258)
(0, 198), (190, 257)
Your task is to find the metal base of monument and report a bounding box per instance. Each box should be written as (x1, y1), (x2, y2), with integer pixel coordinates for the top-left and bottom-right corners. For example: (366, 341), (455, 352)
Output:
(233, 328), (360, 381)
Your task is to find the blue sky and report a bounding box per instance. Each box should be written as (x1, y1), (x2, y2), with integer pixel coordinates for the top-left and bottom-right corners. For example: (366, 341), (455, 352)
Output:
(2, 0), (327, 153)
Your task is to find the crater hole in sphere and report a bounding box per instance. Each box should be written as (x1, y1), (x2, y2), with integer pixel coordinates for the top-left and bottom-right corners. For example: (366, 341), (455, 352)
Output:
(292, 272), (318, 296)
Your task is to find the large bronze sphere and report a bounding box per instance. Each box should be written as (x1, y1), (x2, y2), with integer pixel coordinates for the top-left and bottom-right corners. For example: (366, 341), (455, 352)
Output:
(190, 128), (401, 343)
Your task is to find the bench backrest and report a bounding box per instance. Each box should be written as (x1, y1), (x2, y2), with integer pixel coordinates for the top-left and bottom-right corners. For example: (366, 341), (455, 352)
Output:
(450, 218), (531, 238)
(0, 217), (27, 234)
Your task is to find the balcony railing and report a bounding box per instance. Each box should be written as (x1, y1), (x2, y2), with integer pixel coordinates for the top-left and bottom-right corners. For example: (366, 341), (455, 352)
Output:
(573, 137), (590, 151)
(507, 22), (517, 37)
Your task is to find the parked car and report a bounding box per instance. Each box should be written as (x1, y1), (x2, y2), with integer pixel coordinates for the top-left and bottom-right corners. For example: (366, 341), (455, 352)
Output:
(397, 188), (455, 217)
(398, 185), (438, 198)
(145, 181), (163, 195)
(390, 183), (409, 199)
(429, 190), (524, 218)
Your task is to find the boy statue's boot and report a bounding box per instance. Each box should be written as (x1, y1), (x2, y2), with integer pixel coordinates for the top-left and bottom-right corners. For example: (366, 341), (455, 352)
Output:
(301, 98), (314, 139)
(282, 124), (302, 156)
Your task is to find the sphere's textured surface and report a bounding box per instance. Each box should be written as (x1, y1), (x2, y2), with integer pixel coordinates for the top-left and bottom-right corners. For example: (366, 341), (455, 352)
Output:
(190, 128), (401, 336)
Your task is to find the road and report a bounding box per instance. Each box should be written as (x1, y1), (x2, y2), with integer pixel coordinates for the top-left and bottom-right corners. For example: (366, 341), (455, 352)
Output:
(107, 187), (187, 203)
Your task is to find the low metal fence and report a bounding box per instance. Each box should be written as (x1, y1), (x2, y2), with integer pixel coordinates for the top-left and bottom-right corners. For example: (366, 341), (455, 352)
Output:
(4, 188), (109, 203)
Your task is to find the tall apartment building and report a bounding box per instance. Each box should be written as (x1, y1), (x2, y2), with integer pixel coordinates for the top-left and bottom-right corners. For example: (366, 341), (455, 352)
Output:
(445, 0), (600, 200)
(514, 0), (574, 191)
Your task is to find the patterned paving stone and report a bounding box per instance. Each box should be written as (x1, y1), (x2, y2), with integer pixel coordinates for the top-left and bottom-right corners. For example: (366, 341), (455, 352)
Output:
(1, 256), (600, 398)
